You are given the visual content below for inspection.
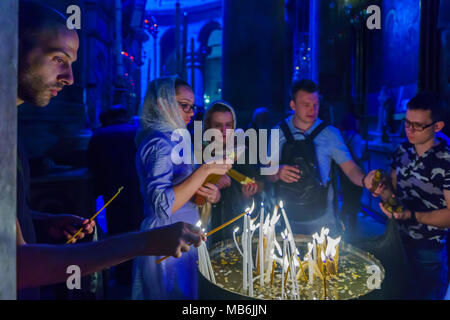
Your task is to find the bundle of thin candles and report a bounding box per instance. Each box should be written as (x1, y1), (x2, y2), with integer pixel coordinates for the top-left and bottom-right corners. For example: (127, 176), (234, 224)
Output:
(66, 186), (124, 244)
(155, 202), (255, 264)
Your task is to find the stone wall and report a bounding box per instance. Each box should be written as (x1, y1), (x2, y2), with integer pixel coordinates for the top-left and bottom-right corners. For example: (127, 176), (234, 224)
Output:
(0, 0), (17, 300)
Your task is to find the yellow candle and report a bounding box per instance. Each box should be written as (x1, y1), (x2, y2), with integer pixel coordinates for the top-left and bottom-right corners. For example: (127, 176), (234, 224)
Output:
(334, 244), (340, 273)
(284, 263), (291, 289)
(296, 256), (308, 282)
(270, 260), (276, 286)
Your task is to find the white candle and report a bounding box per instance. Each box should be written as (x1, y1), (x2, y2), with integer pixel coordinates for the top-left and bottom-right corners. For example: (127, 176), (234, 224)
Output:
(288, 246), (298, 299)
(248, 216), (254, 297)
(242, 214), (248, 291)
(279, 201), (297, 255)
(312, 238), (317, 264)
(307, 242), (313, 284)
(198, 242), (207, 279)
(281, 232), (287, 299)
(259, 203), (264, 287)
(204, 242), (216, 284)
(233, 227), (243, 256)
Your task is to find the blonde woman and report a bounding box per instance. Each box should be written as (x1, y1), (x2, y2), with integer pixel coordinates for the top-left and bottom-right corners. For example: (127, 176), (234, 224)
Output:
(132, 77), (231, 299)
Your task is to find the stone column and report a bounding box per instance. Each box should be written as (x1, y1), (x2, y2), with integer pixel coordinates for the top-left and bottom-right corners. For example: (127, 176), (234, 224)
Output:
(222, 0), (288, 127)
(0, 0), (18, 300)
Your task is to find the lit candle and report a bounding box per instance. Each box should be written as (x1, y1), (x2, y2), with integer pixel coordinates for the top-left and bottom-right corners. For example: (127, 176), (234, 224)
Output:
(281, 231), (287, 299)
(248, 215), (254, 297)
(196, 220), (207, 278)
(259, 202), (264, 287)
(265, 207), (280, 284)
(262, 236), (267, 283)
(324, 235), (340, 274)
(289, 251), (299, 300)
(320, 250), (326, 275)
(204, 242), (216, 284)
(233, 227), (243, 256)
(323, 263), (327, 300)
(307, 242), (313, 284)
(198, 242), (206, 276)
(242, 214), (248, 291)
(312, 233), (318, 264)
(279, 201), (297, 258)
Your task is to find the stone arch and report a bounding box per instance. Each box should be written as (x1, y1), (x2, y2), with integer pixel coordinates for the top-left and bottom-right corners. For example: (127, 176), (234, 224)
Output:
(198, 20), (222, 57)
(198, 20), (222, 106)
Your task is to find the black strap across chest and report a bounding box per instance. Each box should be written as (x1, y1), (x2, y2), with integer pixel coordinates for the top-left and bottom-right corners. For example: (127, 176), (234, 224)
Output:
(279, 120), (328, 144)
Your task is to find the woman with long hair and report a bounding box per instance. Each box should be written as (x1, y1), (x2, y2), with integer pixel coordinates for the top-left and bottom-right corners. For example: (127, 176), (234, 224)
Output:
(132, 77), (231, 299)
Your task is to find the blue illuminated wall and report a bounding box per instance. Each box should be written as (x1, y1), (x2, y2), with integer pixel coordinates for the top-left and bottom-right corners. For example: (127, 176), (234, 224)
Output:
(382, 0), (420, 88)
(366, 0), (420, 119)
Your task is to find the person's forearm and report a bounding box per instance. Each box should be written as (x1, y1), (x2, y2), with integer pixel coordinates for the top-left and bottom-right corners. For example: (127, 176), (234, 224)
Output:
(17, 230), (150, 289)
(30, 210), (54, 220)
(172, 166), (208, 213)
(347, 165), (365, 187)
(30, 210), (54, 241)
(416, 208), (450, 229)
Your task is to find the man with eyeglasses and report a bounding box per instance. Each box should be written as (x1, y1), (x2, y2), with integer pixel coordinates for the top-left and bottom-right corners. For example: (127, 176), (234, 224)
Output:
(367, 92), (450, 299)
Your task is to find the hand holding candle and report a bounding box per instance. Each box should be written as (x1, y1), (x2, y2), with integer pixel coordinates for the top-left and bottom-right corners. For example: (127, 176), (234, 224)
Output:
(66, 186), (124, 244)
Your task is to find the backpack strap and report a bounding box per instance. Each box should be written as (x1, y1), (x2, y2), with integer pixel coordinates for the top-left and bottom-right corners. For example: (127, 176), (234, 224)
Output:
(306, 122), (330, 186)
(278, 120), (296, 144)
(306, 122), (328, 141)
(279, 119), (328, 143)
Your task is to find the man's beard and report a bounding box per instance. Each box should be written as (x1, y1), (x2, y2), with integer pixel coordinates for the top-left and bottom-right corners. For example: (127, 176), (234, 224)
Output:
(18, 67), (59, 107)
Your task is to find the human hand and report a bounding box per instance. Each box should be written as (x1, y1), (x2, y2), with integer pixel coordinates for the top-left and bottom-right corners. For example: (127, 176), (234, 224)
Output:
(279, 165), (301, 183)
(242, 182), (258, 199)
(147, 222), (206, 258)
(201, 161), (232, 177)
(378, 202), (410, 220)
(216, 175), (232, 190)
(196, 183), (221, 204)
(364, 170), (386, 197)
(45, 214), (95, 243)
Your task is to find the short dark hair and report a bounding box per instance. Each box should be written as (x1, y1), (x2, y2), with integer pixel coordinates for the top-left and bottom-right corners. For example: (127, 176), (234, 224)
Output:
(291, 79), (319, 100)
(19, 1), (69, 54)
(407, 92), (445, 123)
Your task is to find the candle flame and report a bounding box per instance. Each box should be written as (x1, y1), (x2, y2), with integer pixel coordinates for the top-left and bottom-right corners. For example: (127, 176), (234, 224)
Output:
(274, 238), (282, 256)
(325, 236), (341, 259)
(246, 199), (256, 215)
